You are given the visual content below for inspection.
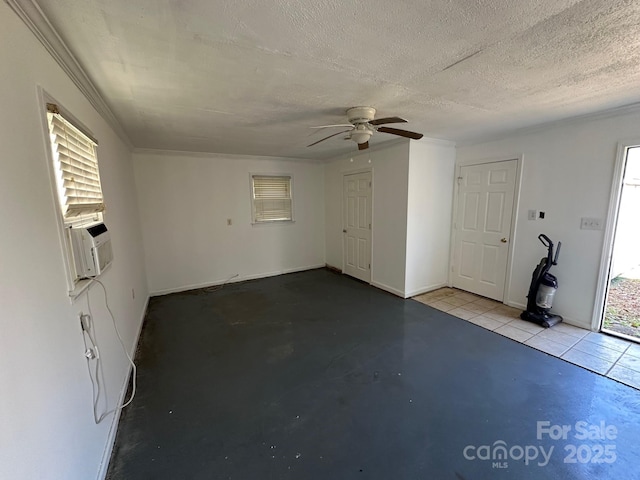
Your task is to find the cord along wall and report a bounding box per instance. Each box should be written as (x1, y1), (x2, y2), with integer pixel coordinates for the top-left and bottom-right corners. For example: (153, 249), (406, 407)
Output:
(81, 279), (137, 425)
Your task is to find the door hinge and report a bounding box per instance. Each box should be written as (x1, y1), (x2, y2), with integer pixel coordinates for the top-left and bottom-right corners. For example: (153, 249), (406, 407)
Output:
(369, 181), (372, 187)
(368, 264), (371, 270)
(457, 176), (463, 185)
(369, 223), (371, 230)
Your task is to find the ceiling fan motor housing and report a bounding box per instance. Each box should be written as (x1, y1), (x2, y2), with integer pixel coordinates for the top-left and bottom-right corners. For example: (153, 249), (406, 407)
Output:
(346, 107), (375, 144)
(346, 106), (376, 125)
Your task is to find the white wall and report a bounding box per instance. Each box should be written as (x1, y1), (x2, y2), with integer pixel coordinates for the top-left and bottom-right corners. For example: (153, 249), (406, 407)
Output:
(405, 140), (456, 296)
(133, 151), (325, 294)
(457, 108), (640, 329)
(0, 4), (148, 480)
(325, 141), (410, 296)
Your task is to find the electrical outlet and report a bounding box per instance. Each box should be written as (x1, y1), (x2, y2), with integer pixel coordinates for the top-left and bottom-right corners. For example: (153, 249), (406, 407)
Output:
(528, 210), (537, 221)
(580, 217), (603, 230)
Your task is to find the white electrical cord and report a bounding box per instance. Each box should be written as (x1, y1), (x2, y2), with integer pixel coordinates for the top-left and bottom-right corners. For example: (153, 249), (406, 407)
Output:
(83, 278), (137, 424)
(81, 322), (102, 424)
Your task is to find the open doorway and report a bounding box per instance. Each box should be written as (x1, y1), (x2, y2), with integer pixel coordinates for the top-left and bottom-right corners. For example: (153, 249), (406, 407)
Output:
(600, 146), (640, 341)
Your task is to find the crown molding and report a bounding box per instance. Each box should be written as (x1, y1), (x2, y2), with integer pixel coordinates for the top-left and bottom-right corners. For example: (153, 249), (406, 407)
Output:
(414, 136), (456, 147)
(5, 0), (131, 147)
(457, 101), (640, 148)
(132, 148), (324, 164)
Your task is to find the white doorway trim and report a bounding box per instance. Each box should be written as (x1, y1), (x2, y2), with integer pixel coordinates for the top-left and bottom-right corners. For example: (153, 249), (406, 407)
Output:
(449, 155), (523, 304)
(592, 139), (640, 331)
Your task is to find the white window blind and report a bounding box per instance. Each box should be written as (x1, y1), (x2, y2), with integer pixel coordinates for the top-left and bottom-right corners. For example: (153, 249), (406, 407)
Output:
(252, 175), (292, 223)
(46, 104), (105, 221)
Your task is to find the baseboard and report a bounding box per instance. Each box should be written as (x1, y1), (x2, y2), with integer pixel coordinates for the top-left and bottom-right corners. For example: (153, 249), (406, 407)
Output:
(371, 281), (405, 298)
(240, 264), (326, 282)
(405, 282), (448, 298)
(325, 264), (342, 274)
(504, 300), (591, 330)
(505, 300), (526, 310)
(96, 294), (150, 480)
(150, 264), (326, 296)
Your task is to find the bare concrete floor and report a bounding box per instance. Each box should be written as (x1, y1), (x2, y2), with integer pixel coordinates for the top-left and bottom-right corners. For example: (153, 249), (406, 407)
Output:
(107, 269), (640, 479)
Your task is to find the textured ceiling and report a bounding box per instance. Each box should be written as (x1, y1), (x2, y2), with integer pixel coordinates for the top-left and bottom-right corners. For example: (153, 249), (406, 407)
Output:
(35, 0), (640, 159)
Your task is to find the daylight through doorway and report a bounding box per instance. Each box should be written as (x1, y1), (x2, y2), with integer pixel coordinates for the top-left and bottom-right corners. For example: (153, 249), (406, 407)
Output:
(602, 146), (640, 341)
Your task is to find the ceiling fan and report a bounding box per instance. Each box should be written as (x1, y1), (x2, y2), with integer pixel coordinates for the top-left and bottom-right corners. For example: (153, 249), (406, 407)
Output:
(307, 106), (423, 151)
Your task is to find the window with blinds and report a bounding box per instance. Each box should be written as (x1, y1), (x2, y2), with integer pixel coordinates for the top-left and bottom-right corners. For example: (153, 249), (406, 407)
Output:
(251, 175), (293, 223)
(46, 103), (105, 222)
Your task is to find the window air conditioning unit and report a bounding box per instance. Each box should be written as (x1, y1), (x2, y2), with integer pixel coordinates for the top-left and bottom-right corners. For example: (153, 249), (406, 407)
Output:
(69, 223), (113, 279)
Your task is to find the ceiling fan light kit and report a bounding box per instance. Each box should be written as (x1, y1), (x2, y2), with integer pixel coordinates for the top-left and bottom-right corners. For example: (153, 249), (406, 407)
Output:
(308, 106), (424, 151)
(350, 124), (373, 144)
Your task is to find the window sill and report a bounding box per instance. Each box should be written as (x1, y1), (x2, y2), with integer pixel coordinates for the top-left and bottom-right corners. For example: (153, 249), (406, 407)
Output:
(251, 220), (296, 226)
(67, 264), (112, 302)
(69, 278), (94, 302)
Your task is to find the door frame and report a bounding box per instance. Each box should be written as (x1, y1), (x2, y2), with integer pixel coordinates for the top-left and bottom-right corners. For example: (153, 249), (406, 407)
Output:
(342, 167), (374, 282)
(449, 155), (524, 303)
(592, 139), (640, 331)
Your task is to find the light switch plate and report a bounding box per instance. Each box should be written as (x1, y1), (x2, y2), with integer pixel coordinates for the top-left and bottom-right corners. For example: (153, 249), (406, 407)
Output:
(580, 217), (603, 230)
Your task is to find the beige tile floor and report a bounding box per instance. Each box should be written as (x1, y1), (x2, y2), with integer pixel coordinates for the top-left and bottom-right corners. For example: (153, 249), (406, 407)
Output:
(413, 287), (640, 390)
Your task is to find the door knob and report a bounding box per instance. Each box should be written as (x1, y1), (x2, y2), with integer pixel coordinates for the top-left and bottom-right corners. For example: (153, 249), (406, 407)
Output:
(501, 238), (508, 243)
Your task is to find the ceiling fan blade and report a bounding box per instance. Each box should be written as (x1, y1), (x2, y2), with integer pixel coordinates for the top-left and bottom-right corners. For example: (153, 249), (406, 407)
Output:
(369, 116), (407, 126)
(309, 124), (353, 129)
(358, 141), (369, 151)
(307, 130), (352, 147)
(377, 126), (423, 140)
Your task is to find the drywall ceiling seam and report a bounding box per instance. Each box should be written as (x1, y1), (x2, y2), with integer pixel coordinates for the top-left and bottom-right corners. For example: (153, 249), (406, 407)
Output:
(5, 0), (132, 148)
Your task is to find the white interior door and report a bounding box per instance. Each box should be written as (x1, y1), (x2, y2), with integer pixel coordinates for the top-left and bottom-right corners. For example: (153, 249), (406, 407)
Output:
(343, 171), (372, 282)
(452, 160), (517, 300)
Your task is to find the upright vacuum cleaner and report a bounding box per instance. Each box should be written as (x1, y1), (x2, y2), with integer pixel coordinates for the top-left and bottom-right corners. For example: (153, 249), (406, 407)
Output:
(521, 234), (563, 328)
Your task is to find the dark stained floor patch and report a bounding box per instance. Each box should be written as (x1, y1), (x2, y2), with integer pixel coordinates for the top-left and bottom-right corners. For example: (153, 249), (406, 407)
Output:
(107, 269), (640, 479)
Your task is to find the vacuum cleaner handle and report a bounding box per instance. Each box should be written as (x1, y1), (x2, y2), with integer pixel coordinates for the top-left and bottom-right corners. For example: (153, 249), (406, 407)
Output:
(553, 241), (561, 265)
(538, 234), (552, 248)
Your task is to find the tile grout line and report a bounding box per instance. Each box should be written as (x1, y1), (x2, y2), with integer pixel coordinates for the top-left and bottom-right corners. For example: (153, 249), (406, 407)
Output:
(415, 287), (640, 390)
(481, 327), (638, 389)
(605, 342), (632, 376)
